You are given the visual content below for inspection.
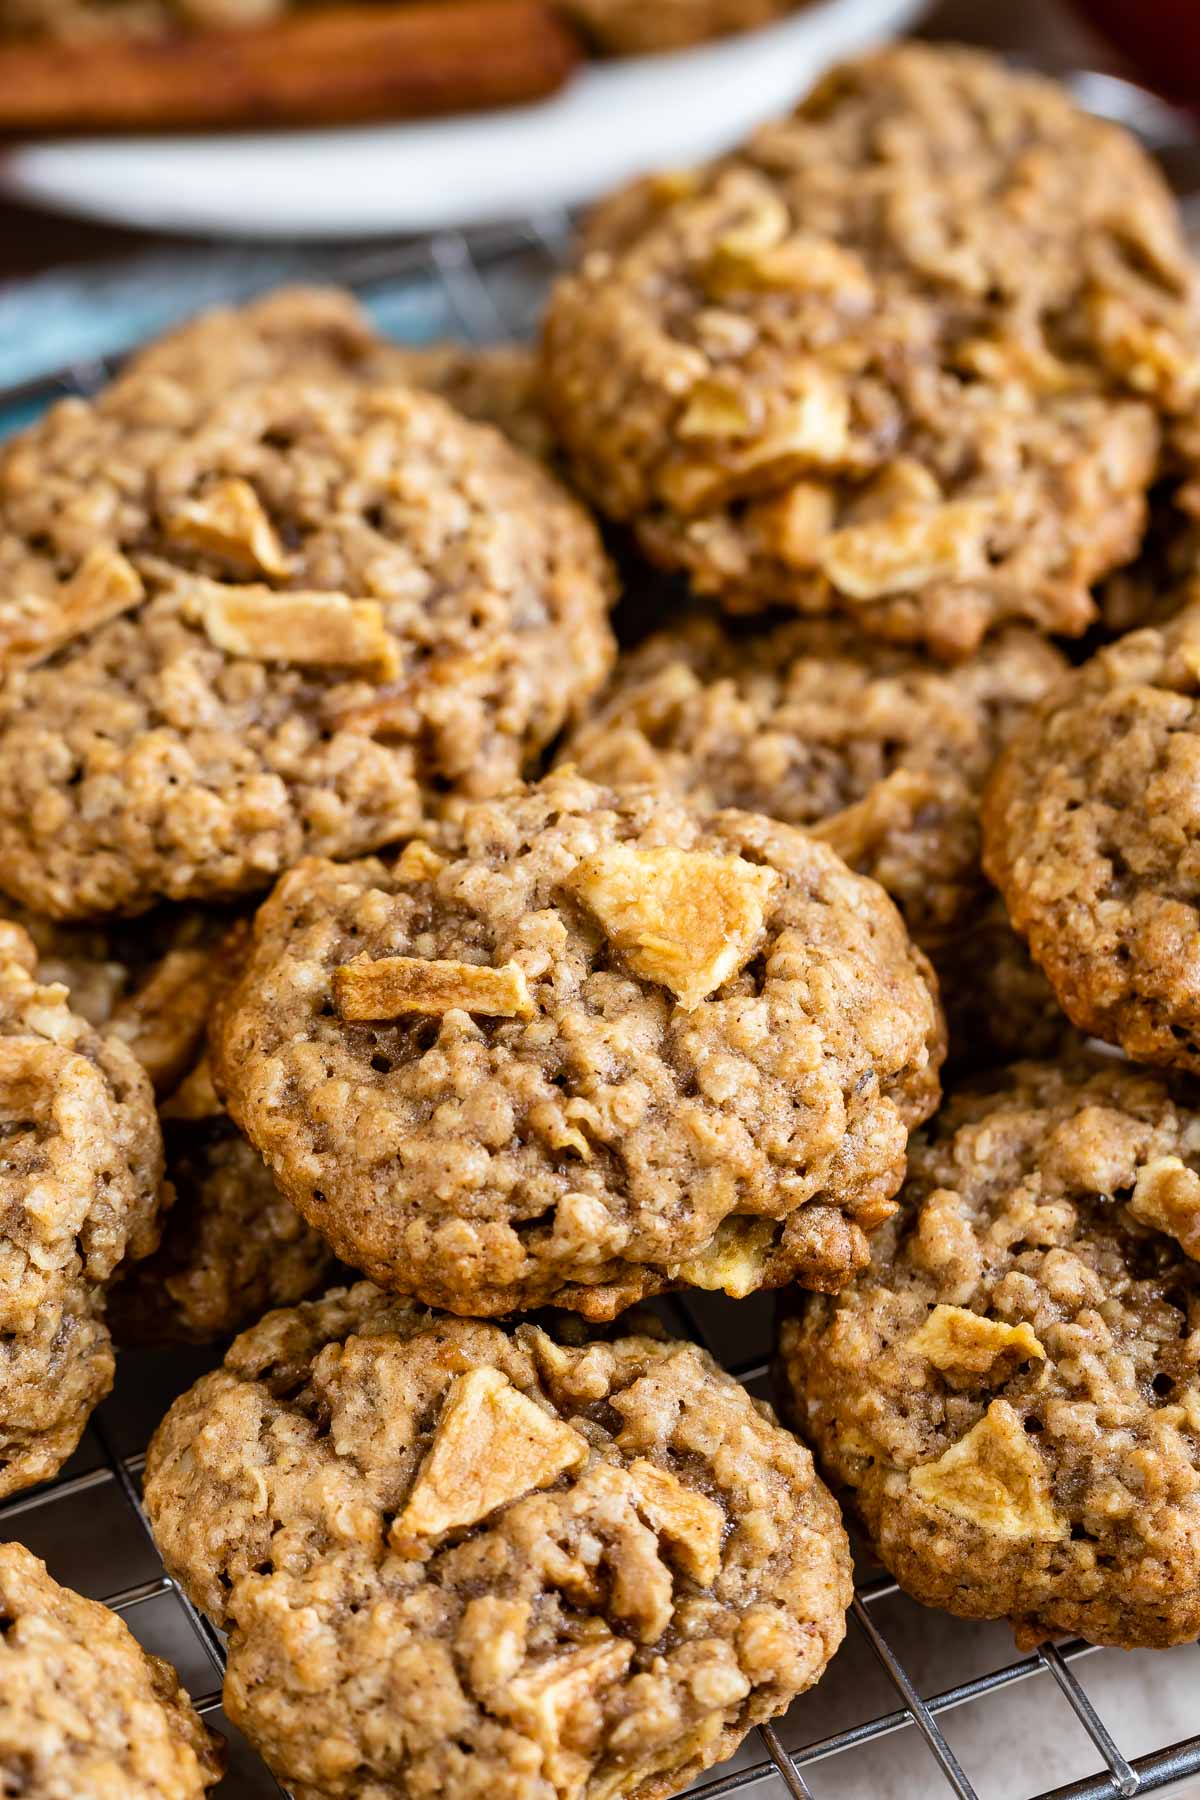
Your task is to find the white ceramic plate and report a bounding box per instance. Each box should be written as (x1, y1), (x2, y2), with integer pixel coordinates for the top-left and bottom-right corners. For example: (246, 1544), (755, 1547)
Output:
(0, 0), (924, 239)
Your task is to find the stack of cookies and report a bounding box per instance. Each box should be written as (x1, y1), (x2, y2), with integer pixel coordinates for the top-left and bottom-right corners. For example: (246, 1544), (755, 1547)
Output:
(4, 42), (1200, 1800)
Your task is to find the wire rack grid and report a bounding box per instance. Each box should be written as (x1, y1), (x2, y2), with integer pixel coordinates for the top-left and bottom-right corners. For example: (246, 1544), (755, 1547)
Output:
(1, 218), (1199, 1800)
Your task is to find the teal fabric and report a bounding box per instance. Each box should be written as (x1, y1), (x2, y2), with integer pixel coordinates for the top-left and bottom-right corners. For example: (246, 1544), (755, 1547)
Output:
(0, 240), (526, 436)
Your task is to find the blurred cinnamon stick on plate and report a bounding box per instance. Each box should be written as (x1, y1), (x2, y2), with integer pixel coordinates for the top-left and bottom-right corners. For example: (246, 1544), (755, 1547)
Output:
(0, 0), (582, 132)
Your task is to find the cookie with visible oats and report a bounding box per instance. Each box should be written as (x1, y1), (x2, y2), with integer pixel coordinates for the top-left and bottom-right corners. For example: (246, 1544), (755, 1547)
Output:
(12, 903), (338, 1345)
(0, 1541), (224, 1799)
(0, 923), (162, 1499)
(542, 44), (1200, 657)
(211, 769), (944, 1317)
(779, 1055), (1200, 1649)
(144, 1282), (851, 1800)
(984, 601), (1200, 1074)
(0, 348), (614, 919)
(559, 615), (1067, 941)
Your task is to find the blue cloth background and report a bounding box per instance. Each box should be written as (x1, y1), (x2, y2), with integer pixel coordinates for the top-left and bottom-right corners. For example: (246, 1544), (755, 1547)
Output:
(0, 233), (556, 433)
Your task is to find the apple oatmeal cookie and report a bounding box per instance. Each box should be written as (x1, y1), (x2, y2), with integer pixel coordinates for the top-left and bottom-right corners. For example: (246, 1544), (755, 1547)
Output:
(780, 1055), (1200, 1649)
(0, 354), (613, 919)
(144, 1284), (851, 1800)
(211, 768), (944, 1316)
(984, 600), (1200, 1073)
(11, 903), (338, 1344)
(542, 44), (1200, 656)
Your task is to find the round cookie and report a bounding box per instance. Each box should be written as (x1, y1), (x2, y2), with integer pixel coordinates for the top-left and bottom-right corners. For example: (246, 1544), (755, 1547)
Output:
(0, 359), (614, 919)
(779, 1055), (1200, 1650)
(559, 615), (1066, 941)
(542, 44), (1200, 656)
(983, 601), (1200, 1073)
(14, 904), (338, 1345)
(0, 924), (162, 1498)
(144, 1283), (851, 1800)
(0, 1541), (223, 1798)
(211, 769), (945, 1317)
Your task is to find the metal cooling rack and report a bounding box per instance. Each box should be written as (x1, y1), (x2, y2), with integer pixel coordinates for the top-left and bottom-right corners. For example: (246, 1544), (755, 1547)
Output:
(2, 218), (1200, 1800)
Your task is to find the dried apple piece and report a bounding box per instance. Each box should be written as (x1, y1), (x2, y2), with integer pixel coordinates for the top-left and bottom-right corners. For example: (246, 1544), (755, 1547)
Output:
(660, 369), (852, 513)
(568, 845), (778, 1011)
(334, 955), (534, 1021)
(392, 1367), (588, 1547)
(393, 840), (447, 883)
(909, 1400), (1066, 1541)
(164, 477), (292, 578)
(908, 1305), (1045, 1382)
(676, 379), (755, 441)
(628, 1458), (723, 1584)
(810, 769), (939, 867)
(1129, 1155), (1200, 1260)
(503, 1638), (634, 1794)
(819, 499), (998, 602)
(0, 545), (144, 672)
(747, 481), (835, 571)
(183, 579), (400, 681)
(671, 1216), (778, 1298)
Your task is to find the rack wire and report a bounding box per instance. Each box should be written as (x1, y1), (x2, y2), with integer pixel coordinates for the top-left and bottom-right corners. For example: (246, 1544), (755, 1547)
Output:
(1, 218), (1199, 1800)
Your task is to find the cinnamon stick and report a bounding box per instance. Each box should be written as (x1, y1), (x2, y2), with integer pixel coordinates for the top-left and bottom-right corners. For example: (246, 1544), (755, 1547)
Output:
(0, 0), (581, 133)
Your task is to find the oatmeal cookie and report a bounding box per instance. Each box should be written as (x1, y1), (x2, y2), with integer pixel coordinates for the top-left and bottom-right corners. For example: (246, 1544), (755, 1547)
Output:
(983, 601), (1200, 1073)
(0, 923), (162, 1498)
(559, 615), (1066, 940)
(0, 1542), (223, 1798)
(780, 1056), (1200, 1649)
(145, 1283), (850, 1800)
(0, 359), (614, 919)
(212, 769), (944, 1316)
(542, 44), (1200, 656)
(17, 905), (338, 1344)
